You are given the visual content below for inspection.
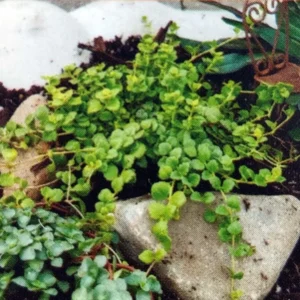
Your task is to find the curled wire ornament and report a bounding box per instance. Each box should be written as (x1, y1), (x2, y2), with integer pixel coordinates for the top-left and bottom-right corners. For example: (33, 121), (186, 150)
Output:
(243, 0), (289, 76)
(265, 0), (280, 14)
(245, 1), (267, 24)
(244, 0), (280, 24)
(243, 0), (300, 92)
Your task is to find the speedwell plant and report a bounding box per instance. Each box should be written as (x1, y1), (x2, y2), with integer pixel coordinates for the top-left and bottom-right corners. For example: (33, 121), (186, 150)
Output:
(0, 23), (296, 299)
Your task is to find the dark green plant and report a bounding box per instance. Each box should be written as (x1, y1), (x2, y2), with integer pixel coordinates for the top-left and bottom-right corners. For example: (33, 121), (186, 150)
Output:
(72, 256), (161, 300)
(0, 204), (98, 299)
(0, 204), (161, 300)
(0, 23), (297, 299)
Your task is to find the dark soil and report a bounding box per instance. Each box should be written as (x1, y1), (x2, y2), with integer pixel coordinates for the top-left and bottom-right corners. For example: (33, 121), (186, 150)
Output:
(2, 33), (300, 300)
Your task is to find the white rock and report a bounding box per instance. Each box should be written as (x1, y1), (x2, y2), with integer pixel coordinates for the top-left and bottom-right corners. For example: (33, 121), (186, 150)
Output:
(71, 0), (240, 42)
(0, 0), (90, 89)
(0, 94), (52, 200)
(160, 0), (276, 29)
(115, 194), (300, 300)
(1, 0), (97, 11)
(10, 94), (46, 125)
(161, 0), (245, 11)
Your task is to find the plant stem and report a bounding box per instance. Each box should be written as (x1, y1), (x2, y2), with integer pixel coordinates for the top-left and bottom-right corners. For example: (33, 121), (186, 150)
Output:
(65, 165), (84, 219)
(107, 262), (114, 280)
(281, 153), (300, 164)
(51, 203), (70, 214)
(230, 235), (236, 296)
(264, 110), (295, 137)
(104, 243), (122, 264)
(65, 199), (84, 219)
(221, 191), (237, 298)
(240, 90), (256, 94)
(190, 37), (237, 63)
(51, 147), (96, 155)
(146, 261), (156, 277)
(169, 180), (176, 199)
(116, 263), (135, 272)
(26, 178), (59, 190)
(234, 179), (257, 185)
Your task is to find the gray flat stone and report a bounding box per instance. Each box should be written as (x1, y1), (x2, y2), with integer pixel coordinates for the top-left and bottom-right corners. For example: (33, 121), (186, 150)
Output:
(115, 194), (300, 300)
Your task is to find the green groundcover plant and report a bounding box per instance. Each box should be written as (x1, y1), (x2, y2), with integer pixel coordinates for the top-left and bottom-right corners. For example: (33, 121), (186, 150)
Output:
(0, 23), (298, 299)
(0, 205), (161, 300)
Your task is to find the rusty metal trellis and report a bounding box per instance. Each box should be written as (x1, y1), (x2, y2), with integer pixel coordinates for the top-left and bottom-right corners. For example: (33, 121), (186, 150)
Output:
(242, 0), (300, 92)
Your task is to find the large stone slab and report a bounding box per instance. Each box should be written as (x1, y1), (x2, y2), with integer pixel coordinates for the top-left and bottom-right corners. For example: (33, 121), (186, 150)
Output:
(115, 194), (300, 300)
(0, 0), (90, 89)
(71, 0), (239, 42)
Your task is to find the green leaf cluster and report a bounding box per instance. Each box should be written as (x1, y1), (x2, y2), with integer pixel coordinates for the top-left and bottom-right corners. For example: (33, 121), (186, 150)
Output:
(72, 256), (161, 300)
(0, 205), (161, 300)
(0, 205), (102, 299)
(0, 21), (297, 300)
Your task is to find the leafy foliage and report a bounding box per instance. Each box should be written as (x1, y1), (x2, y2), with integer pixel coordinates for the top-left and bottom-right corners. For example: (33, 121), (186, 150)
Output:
(0, 22), (297, 299)
(0, 205), (161, 300)
(72, 256), (161, 300)
(0, 205), (91, 299)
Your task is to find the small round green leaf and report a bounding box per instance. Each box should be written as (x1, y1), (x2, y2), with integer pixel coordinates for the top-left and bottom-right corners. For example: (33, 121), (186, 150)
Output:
(151, 182), (171, 201)
(111, 177), (124, 193)
(148, 202), (166, 220)
(227, 221), (242, 236)
(222, 178), (235, 193)
(139, 250), (155, 264)
(158, 143), (172, 156)
(226, 195), (240, 210)
(87, 99), (102, 114)
(215, 205), (229, 216)
(158, 165), (173, 180)
(2, 148), (18, 162)
(203, 209), (217, 223)
(98, 189), (115, 203)
(169, 191), (186, 208)
(103, 164), (119, 181)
